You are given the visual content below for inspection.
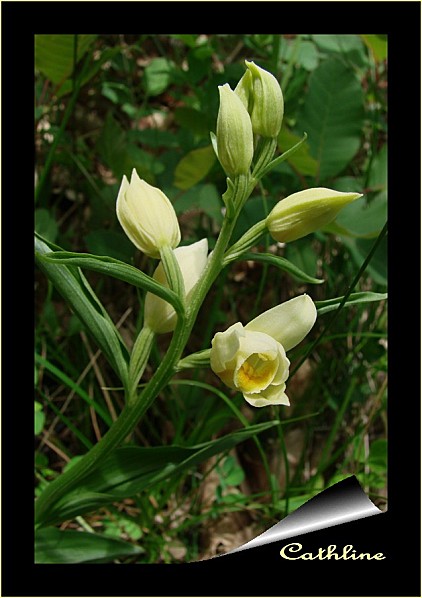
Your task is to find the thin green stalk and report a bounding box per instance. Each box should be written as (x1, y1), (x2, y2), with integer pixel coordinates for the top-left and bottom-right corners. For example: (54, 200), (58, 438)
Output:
(35, 54), (91, 204)
(39, 389), (93, 451)
(314, 378), (357, 480)
(35, 354), (112, 428)
(290, 221), (388, 379)
(171, 379), (275, 502)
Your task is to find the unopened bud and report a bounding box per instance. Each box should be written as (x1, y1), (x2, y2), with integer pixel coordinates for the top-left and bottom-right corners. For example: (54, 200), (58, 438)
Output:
(116, 169), (181, 259)
(266, 187), (363, 243)
(216, 83), (254, 178)
(235, 61), (284, 139)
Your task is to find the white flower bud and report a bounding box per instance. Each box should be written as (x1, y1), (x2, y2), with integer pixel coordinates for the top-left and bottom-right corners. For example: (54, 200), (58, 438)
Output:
(116, 169), (181, 258)
(267, 187), (363, 243)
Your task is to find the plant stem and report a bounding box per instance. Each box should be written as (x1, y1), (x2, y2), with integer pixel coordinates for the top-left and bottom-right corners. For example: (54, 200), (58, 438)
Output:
(35, 174), (254, 527)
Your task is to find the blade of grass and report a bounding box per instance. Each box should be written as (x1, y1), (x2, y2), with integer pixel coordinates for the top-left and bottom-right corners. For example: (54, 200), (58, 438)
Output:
(35, 353), (113, 428)
(39, 389), (93, 450)
(290, 221), (387, 378)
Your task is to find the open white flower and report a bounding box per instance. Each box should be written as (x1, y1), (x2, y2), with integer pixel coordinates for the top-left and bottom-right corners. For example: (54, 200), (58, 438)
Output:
(210, 294), (317, 407)
(144, 239), (208, 334)
(116, 168), (181, 258)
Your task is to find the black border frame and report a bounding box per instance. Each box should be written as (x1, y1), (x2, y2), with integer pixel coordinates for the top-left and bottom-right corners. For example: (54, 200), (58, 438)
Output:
(2, 2), (420, 596)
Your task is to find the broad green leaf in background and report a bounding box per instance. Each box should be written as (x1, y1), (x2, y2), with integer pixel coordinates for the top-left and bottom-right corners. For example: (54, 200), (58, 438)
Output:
(174, 145), (216, 190)
(333, 194), (387, 239)
(174, 107), (211, 137)
(296, 58), (365, 182)
(296, 40), (320, 71)
(35, 34), (98, 93)
(217, 455), (245, 487)
(85, 229), (135, 263)
(39, 420), (280, 526)
(97, 113), (157, 182)
(35, 527), (144, 564)
(368, 144), (388, 193)
(284, 238), (319, 282)
(281, 38), (320, 72)
(278, 127), (318, 177)
(35, 34), (97, 83)
(35, 208), (58, 243)
(174, 183), (223, 224)
(341, 235), (388, 287)
(361, 35), (388, 63)
(143, 57), (174, 96)
(312, 34), (364, 55)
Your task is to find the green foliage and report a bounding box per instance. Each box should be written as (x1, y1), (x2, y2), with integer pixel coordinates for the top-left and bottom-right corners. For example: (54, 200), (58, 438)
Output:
(35, 34), (387, 564)
(35, 527), (144, 563)
(297, 58), (365, 181)
(37, 420), (280, 527)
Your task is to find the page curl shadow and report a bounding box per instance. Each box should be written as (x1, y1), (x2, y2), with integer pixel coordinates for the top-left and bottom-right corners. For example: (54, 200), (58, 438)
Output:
(221, 475), (383, 556)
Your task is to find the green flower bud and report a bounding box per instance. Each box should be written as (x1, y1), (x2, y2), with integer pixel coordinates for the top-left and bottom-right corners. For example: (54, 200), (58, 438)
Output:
(216, 83), (254, 178)
(235, 61), (284, 139)
(266, 187), (363, 243)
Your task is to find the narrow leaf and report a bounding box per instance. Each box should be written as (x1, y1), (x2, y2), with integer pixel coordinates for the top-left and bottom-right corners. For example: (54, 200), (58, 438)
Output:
(234, 252), (324, 285)
(41, 250), (182, 310)
(41, 421), (280, 525)
(35, 527), (143, 564)
(35, 237), (129, 385)
(316, 292), (387, 315)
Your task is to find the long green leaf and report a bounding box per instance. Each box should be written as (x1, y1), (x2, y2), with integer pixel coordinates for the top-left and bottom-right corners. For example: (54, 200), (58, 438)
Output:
(235, 252), (324, 284)
(316, 292), (387, 315)
(35, 236), (129, 385)
(35, 527), (143, 564)
(41, 250), (182, 310)
(41, 421), (280, 526)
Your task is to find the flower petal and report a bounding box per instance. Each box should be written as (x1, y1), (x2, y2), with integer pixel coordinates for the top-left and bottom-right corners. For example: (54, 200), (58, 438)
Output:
(210, 322), (244, 373)
(144, 239), (208, 334)
(245, 294), (317, 351)
(243, 383), (290, 408)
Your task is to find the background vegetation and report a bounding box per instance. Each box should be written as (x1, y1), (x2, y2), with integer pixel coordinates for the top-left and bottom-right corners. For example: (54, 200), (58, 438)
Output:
(35, 34), (387, 564)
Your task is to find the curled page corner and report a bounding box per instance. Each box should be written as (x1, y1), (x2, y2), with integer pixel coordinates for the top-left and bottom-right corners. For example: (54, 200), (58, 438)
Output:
(222, 475), (383, 556)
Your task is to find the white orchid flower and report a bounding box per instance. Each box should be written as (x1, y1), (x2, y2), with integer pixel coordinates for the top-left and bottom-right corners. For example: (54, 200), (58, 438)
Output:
(210, 294), (317, 407)
(144, 239), (208, 334)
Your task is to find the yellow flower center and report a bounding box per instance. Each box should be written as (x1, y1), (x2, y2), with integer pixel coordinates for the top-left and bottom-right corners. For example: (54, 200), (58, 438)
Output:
(236, 353), (276, 393)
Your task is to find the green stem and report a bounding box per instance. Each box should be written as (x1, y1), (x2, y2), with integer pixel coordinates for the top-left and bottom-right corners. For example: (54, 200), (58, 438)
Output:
(35, 174), (254, 528)
(260, 132), (308, 179)
(223, 219), (267, 265)
(128, 326), (155, 403)
(290, 221), (388, 379)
